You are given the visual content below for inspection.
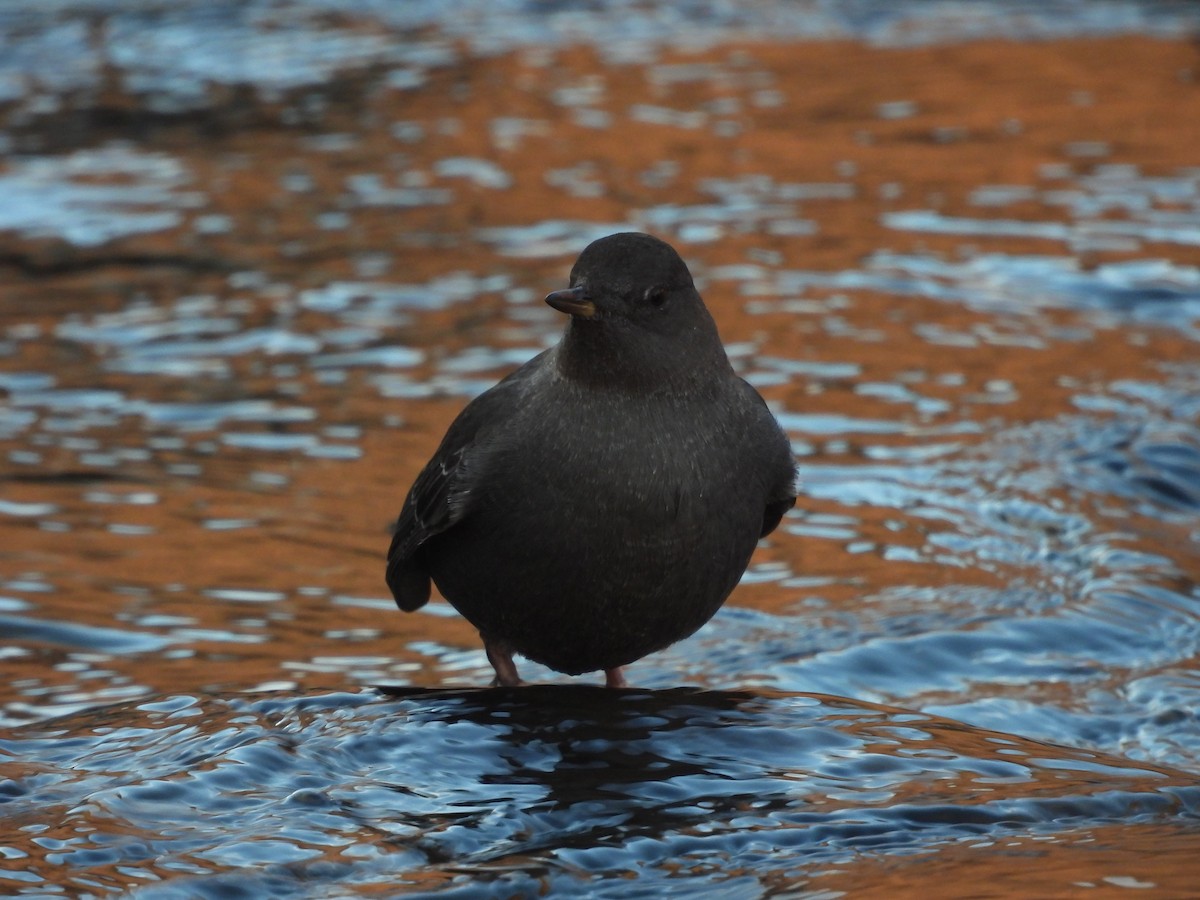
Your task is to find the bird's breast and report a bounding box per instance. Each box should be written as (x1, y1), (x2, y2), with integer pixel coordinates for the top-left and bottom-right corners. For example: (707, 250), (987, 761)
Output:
(483, 392), (757, 534)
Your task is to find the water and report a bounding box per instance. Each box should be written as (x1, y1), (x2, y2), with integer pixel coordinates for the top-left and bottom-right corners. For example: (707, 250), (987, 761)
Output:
(3, 688), (1198, 896)
(2, 1), (1200, 895)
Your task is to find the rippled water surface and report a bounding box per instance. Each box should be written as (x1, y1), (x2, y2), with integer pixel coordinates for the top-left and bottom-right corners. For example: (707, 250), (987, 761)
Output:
(2, 1), (1200, 896)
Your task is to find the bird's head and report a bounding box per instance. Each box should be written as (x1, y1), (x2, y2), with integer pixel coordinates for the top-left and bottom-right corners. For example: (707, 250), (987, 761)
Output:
(545, 232), (729, 389)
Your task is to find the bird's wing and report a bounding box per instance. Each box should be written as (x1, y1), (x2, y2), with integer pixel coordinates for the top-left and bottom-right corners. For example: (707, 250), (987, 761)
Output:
(386, 354), (545, 610)
(760, 492), (797, 538)
(734, 378), (798, 538)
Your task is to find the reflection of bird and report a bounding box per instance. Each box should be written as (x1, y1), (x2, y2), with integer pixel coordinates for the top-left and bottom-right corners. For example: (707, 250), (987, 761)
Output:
(387, 232), (796, 687)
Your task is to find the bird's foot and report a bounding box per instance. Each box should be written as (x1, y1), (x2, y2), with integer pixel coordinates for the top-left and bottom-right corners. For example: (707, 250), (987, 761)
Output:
(484, 636), (522, 687)
(604, 667), (627, 689)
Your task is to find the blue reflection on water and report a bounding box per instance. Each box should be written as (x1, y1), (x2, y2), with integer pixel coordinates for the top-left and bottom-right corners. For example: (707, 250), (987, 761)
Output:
(2, 687), (1197, 895)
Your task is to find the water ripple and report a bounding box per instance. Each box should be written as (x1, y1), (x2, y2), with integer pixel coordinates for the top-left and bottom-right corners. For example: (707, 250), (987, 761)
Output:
(1, 688), (1196, 895)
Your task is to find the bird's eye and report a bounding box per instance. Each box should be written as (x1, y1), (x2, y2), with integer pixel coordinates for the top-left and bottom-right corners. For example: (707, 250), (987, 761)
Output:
(644, 287), (667, 308)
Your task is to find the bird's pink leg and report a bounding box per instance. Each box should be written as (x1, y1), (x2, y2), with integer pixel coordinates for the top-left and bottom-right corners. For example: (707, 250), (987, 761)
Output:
(484, 636), (522, 687)
(604, 667), (627, 688)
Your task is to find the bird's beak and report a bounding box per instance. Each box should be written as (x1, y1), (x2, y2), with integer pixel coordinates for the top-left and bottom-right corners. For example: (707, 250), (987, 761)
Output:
(545, 286), (597, 318)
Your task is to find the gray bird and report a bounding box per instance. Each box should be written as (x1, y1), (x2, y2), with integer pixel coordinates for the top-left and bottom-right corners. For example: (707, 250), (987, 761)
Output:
(386, 232), (796, 687)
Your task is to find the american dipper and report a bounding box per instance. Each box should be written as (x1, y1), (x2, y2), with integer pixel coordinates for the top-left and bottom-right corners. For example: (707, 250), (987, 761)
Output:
(386, 232), (796, 687)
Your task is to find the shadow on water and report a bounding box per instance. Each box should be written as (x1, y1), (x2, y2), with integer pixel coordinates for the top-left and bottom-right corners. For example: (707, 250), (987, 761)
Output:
(2, 686), (1198, 896)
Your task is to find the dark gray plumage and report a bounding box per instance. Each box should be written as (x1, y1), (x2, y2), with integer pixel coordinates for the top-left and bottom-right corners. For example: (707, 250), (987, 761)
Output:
(386, 232), (796, 687)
